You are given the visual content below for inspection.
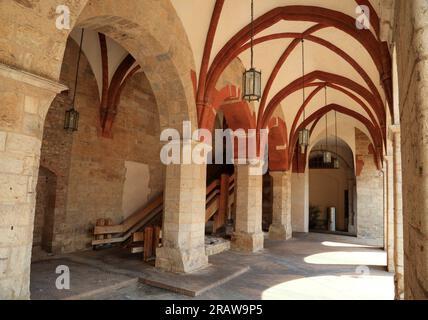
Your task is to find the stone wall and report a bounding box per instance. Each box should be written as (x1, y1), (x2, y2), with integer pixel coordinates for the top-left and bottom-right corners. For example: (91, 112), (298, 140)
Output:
(393, 0), (428, 299)
(33, 38), (163, 253)
(0, 64), (64, 299)
(355, 129), (384, 246)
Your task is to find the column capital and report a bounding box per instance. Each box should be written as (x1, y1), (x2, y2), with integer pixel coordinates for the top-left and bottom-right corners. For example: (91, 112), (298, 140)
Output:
(0, 63), (67, 94)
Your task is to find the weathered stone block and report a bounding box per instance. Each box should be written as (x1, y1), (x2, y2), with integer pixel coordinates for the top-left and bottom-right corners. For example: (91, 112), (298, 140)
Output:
(0, 92), (22, 130)
(24, 95), (38, 114)
(156, 246), (208, 273)
(0, 132), (6, 151)
(231, 231), (264, 253)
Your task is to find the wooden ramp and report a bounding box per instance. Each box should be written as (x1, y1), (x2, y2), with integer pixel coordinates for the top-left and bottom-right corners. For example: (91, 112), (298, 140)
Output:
(92, 174), (235, 261)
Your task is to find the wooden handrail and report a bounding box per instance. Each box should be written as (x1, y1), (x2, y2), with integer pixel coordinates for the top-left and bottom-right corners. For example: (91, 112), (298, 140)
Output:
(93, 173), (236, 246)
(94, 194), (163, 235)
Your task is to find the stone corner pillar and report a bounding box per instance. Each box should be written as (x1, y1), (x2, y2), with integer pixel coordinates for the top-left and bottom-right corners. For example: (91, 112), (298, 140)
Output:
(231, 159), (264, 253)
(155, 141), (208, 273)
(391, 125), (404, 300)
(291, 171), (309, 233)
(384, 154), (395, 273)
(0, 63), (66, 300)
(268, 171), (292, 240)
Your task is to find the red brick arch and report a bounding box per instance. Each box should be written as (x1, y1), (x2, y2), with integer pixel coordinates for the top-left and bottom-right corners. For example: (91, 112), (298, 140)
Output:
(289, 83), (381, 148)
(262, 71), (385, 130)
(202, 5), (391, 110)
(290, 104), (383, 170)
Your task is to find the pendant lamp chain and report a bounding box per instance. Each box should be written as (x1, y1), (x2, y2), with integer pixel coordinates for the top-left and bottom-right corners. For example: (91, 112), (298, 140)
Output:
(302, 39), (306, 121)
(72, 29), (85, 108)
(242, 0), (261, 102)
(250, 0), (254, 69)
(325, 87), (328, 150)
(64, 29), (84, 132)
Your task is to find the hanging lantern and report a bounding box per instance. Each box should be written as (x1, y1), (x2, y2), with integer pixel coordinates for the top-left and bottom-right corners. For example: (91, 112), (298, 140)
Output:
(299, 128), (310, 153)
(243, 68), (262, 101)
(333, 158), (340, 169)
(323, 151), (332, 164)
(64, 108), (80, 132)
(322, 87), (331, 164)
(333, 110), (339, 169)
(64, 29), (84, 133)
(298, 39), (309, 153)
(243, 0), (262, 102)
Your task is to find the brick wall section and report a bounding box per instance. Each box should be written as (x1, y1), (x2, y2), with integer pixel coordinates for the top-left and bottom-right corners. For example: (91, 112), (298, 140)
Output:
(355, 128), (384, 246)
(33, 38), (163, 253)
(393, 0), (428, 299)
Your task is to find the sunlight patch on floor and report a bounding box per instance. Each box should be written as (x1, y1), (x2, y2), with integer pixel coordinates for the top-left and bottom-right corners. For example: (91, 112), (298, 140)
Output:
(262, 275), (394, 300)
(321, 241), (376, 248)
(304, 251), (387, 266)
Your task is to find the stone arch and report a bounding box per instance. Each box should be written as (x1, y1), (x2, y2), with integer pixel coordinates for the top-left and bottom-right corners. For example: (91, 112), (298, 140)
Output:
(75, 0), (197, 133)
(308, 137), (357, 233)
(0, 0), (198, 132)
(290, 104), (382, 170)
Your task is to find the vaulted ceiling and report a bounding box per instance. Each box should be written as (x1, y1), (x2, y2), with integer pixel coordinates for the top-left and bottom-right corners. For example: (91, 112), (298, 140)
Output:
(67, 0), (391, 169)
(171, 0), (391, 165)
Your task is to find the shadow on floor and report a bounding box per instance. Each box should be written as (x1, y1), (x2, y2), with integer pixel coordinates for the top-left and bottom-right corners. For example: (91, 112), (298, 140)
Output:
(30, 233), (394, 300)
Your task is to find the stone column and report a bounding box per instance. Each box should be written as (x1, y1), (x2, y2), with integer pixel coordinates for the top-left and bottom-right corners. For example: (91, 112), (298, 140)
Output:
(0, 64), (66, 299)
(231, 160), (264, 252)
(394, 0), (428, 299)
(385, 155), (395, 273)
(391, 126), (404, 299)
(355, 129), (384, 247)
(269, 171), (292, 240)
(156, 141), (208, 273)
(291, 171), (309, 233)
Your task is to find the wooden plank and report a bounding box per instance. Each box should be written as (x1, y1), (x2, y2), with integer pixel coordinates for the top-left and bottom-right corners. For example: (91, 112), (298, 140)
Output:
(132, 231), (145, 243)
(106, 218), (113, 239)
(123, 195), (163, 231)
(92, 237), (124, 246)
(143, 227), (154, 261)
(94, 224), (123, 235)
(94, 194), (163, 236)
(153, 226), (161, 255)
(95, 219), (106, 240)
(205, 189), (219, 204)
(214, 174), (229, 232)
(205, 197), (219, 222)
(91, 205), (163, 246)
(206, 179), (220, 196)
(130, 246), (144, 254)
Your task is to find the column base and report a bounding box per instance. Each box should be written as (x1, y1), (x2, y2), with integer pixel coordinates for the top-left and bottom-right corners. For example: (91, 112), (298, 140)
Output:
(231, 231), (264, 253)
(155, 247), (208, 273)
(269, 224), (292, 240)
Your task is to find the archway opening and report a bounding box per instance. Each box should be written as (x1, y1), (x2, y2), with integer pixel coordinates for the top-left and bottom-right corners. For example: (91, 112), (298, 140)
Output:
(309, 137), (356, 236)
(32, 167), (57, 257)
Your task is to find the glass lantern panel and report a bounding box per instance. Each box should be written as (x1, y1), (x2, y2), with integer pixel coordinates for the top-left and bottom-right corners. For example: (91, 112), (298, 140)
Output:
(323, 151), (332, 163)
(254, 71), (261, 97)
(244, 71), (254, 96)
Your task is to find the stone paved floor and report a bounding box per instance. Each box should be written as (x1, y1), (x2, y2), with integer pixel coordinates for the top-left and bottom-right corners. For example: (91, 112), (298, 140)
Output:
(30, 233), (394, 300)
